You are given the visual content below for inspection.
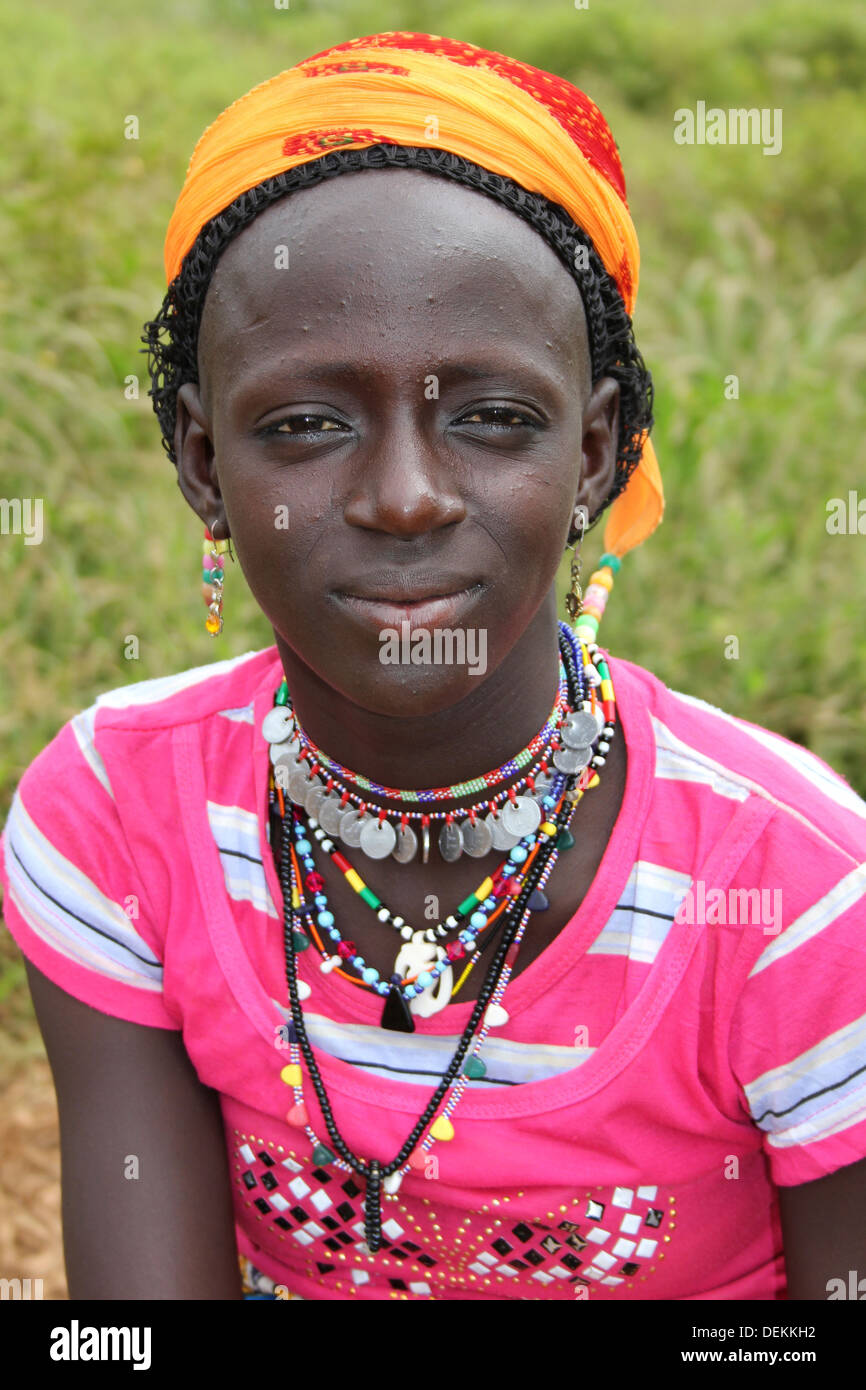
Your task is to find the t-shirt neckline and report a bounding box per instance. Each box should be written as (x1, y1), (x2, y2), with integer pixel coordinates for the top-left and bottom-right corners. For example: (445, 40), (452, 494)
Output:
(181, 645), (700, 1115)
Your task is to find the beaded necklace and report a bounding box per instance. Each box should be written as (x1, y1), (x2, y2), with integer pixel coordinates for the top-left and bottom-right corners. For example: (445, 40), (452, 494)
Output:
(267, 627), (616, 1022)
(264, 655), (576, 864)
(264, 622), (619, 1248)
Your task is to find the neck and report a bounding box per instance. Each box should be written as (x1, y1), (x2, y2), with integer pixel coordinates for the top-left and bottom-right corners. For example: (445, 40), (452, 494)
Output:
(272, 596), (566, 795)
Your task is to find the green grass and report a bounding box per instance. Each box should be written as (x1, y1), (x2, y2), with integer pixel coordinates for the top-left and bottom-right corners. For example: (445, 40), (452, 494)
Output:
(2, 0), (865, 1015)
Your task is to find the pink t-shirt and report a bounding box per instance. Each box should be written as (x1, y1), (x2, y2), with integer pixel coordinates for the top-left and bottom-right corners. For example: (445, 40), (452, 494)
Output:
(2, 645), (866, 1301)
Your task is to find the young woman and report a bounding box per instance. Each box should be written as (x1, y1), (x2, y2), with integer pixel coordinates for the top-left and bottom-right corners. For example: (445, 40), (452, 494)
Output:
(2, 31), (865, 1302)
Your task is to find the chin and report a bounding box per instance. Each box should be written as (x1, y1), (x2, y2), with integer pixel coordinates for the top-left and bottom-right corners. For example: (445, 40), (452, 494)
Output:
(333, 657), (489, 719)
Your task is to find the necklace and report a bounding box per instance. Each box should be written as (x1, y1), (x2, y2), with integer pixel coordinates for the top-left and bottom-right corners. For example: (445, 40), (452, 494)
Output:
(267, 628), (617, 1021)
(265, 623), (619, 1249)
(277, 769), (579, 1250)
(263, 649), (582, 863)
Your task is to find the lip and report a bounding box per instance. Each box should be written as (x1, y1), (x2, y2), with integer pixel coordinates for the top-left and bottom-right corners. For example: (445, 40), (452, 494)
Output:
(334, 584), (486, 632)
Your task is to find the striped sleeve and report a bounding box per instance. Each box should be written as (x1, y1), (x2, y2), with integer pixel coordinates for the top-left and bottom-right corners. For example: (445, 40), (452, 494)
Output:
(728, 847), (866, 1187)
(0, 710), (180, 1030)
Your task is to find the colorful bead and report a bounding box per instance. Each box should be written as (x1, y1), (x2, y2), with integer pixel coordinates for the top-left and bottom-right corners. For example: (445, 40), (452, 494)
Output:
(430, 1114), (455, 1141)
(463, 1055), (487, 1078)
(286, 1102), (309, 1126)
(484, 1002), (509, 1027)
(588, 569), (614, 591)
(280, 1063), (302, 1086)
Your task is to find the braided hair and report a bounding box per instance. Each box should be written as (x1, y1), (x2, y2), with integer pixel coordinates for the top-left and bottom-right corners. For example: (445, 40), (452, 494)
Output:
(141, 144), (653, 539)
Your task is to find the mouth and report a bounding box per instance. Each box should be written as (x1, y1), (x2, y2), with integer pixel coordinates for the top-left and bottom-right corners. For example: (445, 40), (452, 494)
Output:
(333, 583), (486, 632)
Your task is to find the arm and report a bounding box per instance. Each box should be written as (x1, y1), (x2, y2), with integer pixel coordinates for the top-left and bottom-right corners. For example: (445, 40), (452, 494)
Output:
(24, 958), (243, 1300)
(778, 1156), (866, 1300)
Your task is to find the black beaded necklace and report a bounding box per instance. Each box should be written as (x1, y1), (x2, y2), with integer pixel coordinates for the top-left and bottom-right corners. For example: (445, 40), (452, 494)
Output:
(275, 626), (601, 1249)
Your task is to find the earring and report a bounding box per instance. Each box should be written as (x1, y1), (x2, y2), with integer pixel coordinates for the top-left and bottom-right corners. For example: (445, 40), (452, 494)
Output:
(564, 506), (586, 629)
(202, 520), (232, 636)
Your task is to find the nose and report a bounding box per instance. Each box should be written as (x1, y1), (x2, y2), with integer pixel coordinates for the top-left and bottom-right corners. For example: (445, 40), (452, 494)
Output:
(342, 406), (467, 539)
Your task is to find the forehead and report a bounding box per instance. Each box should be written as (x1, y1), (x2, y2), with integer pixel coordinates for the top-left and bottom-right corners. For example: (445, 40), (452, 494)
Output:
(197, 168), (590, 394)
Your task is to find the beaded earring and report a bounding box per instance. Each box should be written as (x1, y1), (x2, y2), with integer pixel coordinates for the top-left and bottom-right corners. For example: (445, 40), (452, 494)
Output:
(564, 505), (622, 647)
(202, 520), (232, 636)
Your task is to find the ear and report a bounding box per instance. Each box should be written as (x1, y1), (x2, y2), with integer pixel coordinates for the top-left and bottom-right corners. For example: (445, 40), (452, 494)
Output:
(174, 382), (227, 534)
(570, 376), (620, 540)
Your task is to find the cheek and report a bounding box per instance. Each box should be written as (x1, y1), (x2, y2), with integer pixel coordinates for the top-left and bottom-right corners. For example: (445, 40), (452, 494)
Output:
(482, 468), (575, 578)
(219, 469), (328, 607)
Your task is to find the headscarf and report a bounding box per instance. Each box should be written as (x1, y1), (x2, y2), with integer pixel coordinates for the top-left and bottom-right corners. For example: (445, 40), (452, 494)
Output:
(163, 31), (663, 559)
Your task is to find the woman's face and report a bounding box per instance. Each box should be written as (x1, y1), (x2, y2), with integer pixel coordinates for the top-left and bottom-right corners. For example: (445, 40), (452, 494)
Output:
(176, 168), (620, 717)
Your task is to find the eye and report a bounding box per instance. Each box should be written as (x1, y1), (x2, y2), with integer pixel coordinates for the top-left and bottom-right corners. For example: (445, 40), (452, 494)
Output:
(258, 414), (347, 437)
(456, 405), (541, 431)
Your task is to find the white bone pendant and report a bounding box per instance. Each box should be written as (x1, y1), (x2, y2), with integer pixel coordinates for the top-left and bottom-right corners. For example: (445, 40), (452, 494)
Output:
(393, 930), (454, 1017)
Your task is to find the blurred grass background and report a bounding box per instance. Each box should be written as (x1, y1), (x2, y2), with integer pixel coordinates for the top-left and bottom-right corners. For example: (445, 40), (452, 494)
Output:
(1, 0), (865, 1033)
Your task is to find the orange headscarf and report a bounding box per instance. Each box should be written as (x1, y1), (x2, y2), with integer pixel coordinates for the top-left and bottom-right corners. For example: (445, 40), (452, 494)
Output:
(164, 31), (663, 558)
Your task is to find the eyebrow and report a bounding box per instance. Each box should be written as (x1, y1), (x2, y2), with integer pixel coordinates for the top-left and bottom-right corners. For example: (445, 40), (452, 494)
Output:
(227, 356), (565, 408)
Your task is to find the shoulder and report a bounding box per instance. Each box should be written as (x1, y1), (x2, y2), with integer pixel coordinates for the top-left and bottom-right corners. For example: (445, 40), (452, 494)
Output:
(79, 645), (281, 736)
(609, 654), (866, 866)
(13, 644), (280, 800)
(0, 646), (280, 1027)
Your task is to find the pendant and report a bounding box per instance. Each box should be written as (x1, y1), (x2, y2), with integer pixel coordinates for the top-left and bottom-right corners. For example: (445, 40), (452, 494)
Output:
(485, 809), (522, 850)
(288, 767), (321, 806)
(318, 793), (346, 837)
(380, 983), (415, 1032)
(392, 823), (418, 863)
(461, 816), (493, 857)
(500, 795), (542, 837)
(305, 783), (329, 819)
(439, 820), (464, 862)
(552, 745), (592, 775)
(338, 808), (373, 846)
(359, 817), (397, 859)
(413, 965), (453, 1016)
(272, 752), (299, 790)
(561, 710), (599, 748)
(393, 931), (454, 1017)
(529, 771), (555, 803)
(261, 707), (295, 743)
(268, 738), (296, 767)
(421, 821), (430, 864)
